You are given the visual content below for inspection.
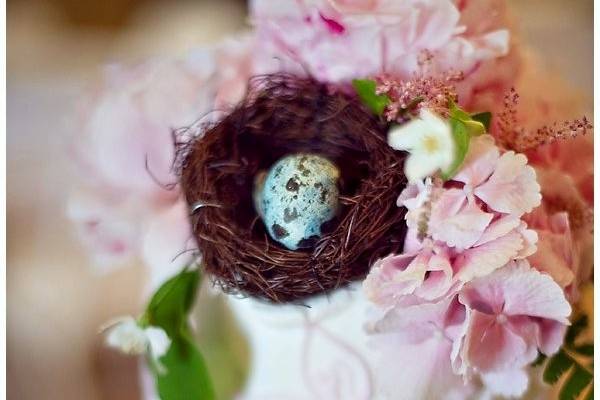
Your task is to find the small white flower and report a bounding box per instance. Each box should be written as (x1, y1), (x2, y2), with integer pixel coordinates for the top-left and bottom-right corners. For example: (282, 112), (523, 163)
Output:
(103, 316), (171, 369)
(388, 109), (455, 183)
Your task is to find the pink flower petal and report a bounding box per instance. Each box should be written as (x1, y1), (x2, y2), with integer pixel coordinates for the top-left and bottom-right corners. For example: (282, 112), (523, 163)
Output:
(363, 252), (426, 307)
(461, 310), (530, 372)
(452, 135), (499, 187)
(473, 215), (520, 246)
(474, 151), (541, 216)
(454, 230), (523, 283)
(465, 261), (571, 323)
(141, 200), (194, 291)
(431, 200), (493, 249)
(370, 297), (455, 343)
(414, 254), (453, 301)
(535, 319), (568, 356)
(370, 331), (474, 400)
(67, 189), (140, 271)
(480, 368), (529, 398)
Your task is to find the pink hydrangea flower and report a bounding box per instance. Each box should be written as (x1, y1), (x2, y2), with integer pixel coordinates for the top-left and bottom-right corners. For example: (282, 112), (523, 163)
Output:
(250, 0), (510, 104)
(525, 206), (582, 302)
(368, 296), (478, 399)
(452, 260), (571, 396)
(397, 136), (541, 256)
(451, 135), (541, 217)
(363, 239), (454, 308)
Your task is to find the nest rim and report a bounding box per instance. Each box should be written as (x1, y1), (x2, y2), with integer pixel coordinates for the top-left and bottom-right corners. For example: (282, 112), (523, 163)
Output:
(178, 74), (408, 303)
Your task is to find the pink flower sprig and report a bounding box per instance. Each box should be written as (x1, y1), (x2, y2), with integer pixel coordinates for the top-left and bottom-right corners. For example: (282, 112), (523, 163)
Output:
(497, 88), (593, 152)
(363, 133), (576, 397)
(375, 70), (464, 123)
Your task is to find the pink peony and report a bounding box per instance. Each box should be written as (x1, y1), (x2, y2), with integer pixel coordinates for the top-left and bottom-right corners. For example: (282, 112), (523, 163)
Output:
(213, 35), (256, 109)
(453, 260), (571, 396)
(452, 0), (522, 113)
(250, 0), (510, 104)
(68, 48), (251, 280)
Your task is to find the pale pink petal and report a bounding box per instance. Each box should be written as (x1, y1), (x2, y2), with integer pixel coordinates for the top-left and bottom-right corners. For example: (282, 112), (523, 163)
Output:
(75, 57), (216, 199)
(535, 319), (568, 356)
(515, 223), (538, 259)
(528, 231), (575, 289)
(402, 227), (424, 253)
(430, 188), (467, 221)
(67, 189), (140, 272)
(431, 200), (493, 249)
(363, 252), (425, 307)
(370, 297), (454, 343)
(414, 254), (454, 300)
(452, 135), (499, 186)
(370, 332), (474, 400)
(474, 151), (541, 216)
(466, 261), (571, 323)
(461, 310), (529, 372)
(397, 178), (433, 210)
(473, 215), (520, 246)
(454, 231), (523, 283)
(480, 368), (529, 398)
(141, 200), (195, 291)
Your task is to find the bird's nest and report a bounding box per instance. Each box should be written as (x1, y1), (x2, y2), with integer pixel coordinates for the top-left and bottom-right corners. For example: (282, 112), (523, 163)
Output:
(177, 74), (408, 303)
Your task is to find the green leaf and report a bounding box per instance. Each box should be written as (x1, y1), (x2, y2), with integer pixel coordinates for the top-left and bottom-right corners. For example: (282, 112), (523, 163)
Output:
(559, 364), (593, 400)
(585, 384), (593, 400)
(440, 110), (470, 181)
(146, 269), (200, 337)
(464, 119), (486, 137)
(471, 112), (492, 131)
(156, 335), (215, 400)
(544, 349), (574, 384)
(565, 315), (588, 345)
(573, 343), (594, 356)
(532, 353), (547, 367)
(144, 267), (215, 400)
(352, 79), (391, 115)
(440, 100), (493, 180)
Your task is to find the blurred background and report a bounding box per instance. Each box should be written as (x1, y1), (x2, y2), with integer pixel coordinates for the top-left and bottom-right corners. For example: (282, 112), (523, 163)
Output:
(6, 0), (593, 399)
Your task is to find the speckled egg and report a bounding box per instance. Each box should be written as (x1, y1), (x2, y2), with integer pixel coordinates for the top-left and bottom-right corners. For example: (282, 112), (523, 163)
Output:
(255, 153), (340, 250)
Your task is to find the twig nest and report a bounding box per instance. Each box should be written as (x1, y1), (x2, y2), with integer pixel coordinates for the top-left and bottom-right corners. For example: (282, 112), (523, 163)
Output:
(177, 74), (408, 303)
(256, 153), (340, 250)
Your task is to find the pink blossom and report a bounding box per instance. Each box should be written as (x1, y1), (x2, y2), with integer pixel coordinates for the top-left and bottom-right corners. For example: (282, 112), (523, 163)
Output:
(452, 0), (522, 112)
(525, 206), (581, 302)
(363, 240), (454, 308)
(452, 135), (541, 217)
(528, 135), (594, 207)
(69, 53), (220, 277)
(250, 0), (510, 101)
(368, 297), (478, 400)
(67, 187), (142, 270)
(213, 35), (255, 109)
(397, 136), (540, 259)
(452, 216), (536, 283)
(453, 260), (571, 396)
(532, 168), (594, 294)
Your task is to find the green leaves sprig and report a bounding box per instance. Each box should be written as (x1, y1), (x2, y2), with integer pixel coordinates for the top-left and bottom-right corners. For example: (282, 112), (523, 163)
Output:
(441, 100), (489, 180)
(352, 79), (391, 115)
(535, 315), (593, 400)
(141, 268), (215, 400)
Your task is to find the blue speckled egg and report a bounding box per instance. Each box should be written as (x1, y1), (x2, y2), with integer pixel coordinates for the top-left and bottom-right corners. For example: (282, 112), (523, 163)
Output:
(255, 153), (340, 250)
